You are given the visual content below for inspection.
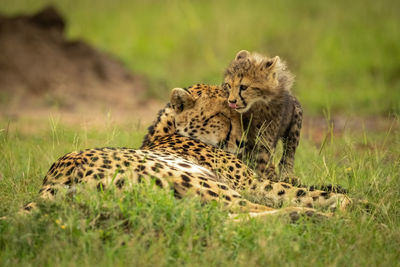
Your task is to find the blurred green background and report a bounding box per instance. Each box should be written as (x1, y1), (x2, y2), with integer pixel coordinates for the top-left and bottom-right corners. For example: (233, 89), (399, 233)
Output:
(1, 0), (399, 115)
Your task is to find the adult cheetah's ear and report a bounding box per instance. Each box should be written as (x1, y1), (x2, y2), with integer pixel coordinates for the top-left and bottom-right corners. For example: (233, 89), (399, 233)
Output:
(235, 50), (250, 61)
(170, 88), (195, 113)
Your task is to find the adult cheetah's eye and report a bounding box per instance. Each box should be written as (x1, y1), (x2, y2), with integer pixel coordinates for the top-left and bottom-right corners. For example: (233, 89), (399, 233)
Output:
(240, 85), (248, 91)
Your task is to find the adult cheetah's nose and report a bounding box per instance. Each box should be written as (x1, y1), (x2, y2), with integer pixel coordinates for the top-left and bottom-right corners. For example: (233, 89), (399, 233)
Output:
(228, 99), (237, 109)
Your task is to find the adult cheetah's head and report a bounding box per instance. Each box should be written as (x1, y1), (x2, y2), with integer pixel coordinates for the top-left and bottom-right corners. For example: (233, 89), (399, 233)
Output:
(170, 85), (244, 154)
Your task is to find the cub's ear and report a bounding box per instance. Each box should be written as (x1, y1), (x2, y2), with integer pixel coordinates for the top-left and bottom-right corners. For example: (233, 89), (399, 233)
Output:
(235, 50), (250, 61)
(170, 88), (195, 113)
(264, 56), (280, 69)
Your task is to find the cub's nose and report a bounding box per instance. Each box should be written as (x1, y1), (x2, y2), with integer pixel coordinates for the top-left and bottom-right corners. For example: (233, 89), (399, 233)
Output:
(228, 99), (237, 104)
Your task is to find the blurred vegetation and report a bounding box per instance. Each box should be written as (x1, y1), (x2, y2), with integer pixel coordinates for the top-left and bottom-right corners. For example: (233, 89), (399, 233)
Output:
(0, 0), (399, 115)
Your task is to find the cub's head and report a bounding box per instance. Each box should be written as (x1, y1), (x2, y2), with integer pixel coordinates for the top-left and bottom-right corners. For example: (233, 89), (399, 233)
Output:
(223, 50), (294, 113)
(170, 84), (244, 153)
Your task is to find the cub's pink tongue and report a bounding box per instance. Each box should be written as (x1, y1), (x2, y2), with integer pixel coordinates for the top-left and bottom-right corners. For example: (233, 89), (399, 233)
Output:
(229, 103), (238, 109)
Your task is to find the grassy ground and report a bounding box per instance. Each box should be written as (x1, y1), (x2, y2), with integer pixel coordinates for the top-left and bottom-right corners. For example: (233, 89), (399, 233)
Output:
(1, 0), (399, 115)
(0, 117), (399, 266)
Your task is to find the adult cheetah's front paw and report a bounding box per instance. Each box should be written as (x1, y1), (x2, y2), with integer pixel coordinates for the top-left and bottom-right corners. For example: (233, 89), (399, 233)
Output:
(230, 207), (332, 223)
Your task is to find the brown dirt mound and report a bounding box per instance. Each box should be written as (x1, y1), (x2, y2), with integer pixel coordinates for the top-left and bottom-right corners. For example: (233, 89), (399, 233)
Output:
(0, 6), (162, 123)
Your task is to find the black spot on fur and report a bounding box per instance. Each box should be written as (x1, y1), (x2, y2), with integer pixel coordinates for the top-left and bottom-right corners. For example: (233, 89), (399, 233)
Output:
(173, 188), (182, 199)
(97, 183), (105, 191)
(65, 167), (74, 176)
(296, 189), (306, 197)
(218, 184), (228, 190)
(49, 188), (57, 195)
(154, 163), (163, 169)
(116, 179), (125, 189)
(200, 182), (211, 188)
(264, 184), (273, 191)
(198, 176), (208, 181)
(178, 163), (191, 168)
(139, 165), (146, 171)
(181, 174), (191, 182)
(320, 191), (331, 199)
(181, 181), (192, 188)
(223, 195), (231, 201)
(155, 178), (163, 188)
(95, 173), (105, 179)
(207, 190), (218, 197)
(151, 166), (160, 172)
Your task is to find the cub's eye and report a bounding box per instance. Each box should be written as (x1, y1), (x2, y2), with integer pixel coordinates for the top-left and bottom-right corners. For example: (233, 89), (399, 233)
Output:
(240, 85), (248, 91)
(224, 83), (231, 90)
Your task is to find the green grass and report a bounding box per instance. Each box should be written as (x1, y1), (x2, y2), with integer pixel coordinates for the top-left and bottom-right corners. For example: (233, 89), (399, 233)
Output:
(0, 0), (399, 115)
(0, 118), (399, 266)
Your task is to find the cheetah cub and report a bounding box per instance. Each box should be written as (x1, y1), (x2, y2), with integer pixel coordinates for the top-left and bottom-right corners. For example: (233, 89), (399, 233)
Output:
(223, 50), (302, 184)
